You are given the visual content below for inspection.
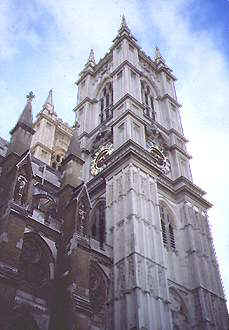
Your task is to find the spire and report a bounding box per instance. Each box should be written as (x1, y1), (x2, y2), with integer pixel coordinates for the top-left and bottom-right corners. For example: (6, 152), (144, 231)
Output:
(66, 123), (81, 158)
(14, 91), (34, 132)
(42, 89), (54, 113)
(8, 92), (35, 155)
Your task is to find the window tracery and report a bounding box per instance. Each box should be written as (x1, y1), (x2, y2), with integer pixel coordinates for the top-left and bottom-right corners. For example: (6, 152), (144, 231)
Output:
(100, 82), (113, 123)
(159, 204), (176, 250)
(141, 81), (155, 120)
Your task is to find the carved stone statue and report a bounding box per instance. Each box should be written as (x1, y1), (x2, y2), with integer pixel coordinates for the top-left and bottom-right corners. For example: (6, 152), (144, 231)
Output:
(13, 175), (28, 205)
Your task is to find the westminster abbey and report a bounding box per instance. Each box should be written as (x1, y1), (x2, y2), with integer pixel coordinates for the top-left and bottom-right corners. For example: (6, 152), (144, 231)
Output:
(0, 16), (228, 330)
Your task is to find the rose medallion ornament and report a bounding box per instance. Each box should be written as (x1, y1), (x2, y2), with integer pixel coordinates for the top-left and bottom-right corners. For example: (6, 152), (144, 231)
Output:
(91, 143), (113, 176)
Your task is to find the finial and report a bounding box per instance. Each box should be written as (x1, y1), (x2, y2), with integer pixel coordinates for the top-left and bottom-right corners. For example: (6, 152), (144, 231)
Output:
(26, 91), (35, 102)
(121, 14), (127, 28)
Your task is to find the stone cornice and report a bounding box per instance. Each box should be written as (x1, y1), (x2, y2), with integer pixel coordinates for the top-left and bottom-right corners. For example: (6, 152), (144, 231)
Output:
(61, 153), (85, 167)
(89, 139), (211, 208)
(157, 175), (212, 209)
(34, 112), (73, 135)
(138, 51), (158, 71)
(111, 59), (142, 77)
(160, 93), (182, 108)
(10, 122), (35, 136)
(30, 142), (53, 154)
(112, 33), (140, 50)
(73, 96), (97, 112)
(169, 144), (192, 159)
(156, 66), (177, 81)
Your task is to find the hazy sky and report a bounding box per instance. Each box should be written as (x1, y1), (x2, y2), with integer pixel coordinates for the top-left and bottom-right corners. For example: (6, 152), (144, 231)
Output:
(1, 0), (229, 305)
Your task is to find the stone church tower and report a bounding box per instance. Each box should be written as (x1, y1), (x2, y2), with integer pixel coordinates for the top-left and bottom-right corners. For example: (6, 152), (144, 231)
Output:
(0, 16), (228, 330)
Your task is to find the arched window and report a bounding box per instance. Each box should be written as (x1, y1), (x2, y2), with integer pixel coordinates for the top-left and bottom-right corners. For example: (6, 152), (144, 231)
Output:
(159, 204), (176, 250)
(141, 82), (155, 120)
(100, 82), (113, 123)
(90, 200), (106, 248)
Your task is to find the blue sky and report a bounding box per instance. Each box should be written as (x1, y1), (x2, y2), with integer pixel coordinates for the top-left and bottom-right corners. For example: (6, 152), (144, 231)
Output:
(1, 0), (229, 306)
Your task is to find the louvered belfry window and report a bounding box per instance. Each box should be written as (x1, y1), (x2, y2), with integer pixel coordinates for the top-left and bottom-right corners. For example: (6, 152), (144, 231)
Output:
(159, 204), (176, 250)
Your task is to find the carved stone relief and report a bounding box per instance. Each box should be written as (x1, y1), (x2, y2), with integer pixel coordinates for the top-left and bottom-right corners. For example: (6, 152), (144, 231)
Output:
(169, 287), (190, 330)
(89, 260), (108, 315)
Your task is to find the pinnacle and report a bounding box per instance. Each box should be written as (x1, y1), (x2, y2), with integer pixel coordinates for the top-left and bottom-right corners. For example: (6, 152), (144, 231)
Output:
(155, 46), (161, 58)
(66, 124), (81, 158)
(121, 14), (128, 29)
(42, 89), (54, 112)
(88, 49), (95, 64)
(119, 14), (130, 33)
(44, 89), (53, 106)
(154, 46), (166, 64)
(115, 14), (137, 42)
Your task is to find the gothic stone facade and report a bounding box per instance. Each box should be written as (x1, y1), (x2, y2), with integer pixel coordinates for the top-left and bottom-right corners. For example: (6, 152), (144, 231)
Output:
(0, 18), (228, 330)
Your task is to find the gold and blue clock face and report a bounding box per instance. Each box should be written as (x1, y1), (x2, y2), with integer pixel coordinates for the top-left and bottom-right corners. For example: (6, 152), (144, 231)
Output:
(91, 143), (113, 176)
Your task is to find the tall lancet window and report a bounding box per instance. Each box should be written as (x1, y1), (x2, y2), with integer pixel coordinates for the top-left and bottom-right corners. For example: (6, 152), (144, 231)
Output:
(100, 82), (113, 123)
(90, 200), (106, 248)
(159, 204), (176, 251)
(141, 82), (155, 120)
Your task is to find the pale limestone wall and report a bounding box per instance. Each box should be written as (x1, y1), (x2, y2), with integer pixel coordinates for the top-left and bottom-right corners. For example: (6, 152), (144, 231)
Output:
(31, 110), (73, 167)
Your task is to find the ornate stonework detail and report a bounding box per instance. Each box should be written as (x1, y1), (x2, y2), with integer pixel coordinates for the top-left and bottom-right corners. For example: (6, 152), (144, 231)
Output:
(89, 260), (108, 314)
(116, 260), (126, 297)
(90, 128), (113, 156)
(13, 175), (28, 205)
(139, 59), (156, 83)
(169, 287), (190, 330)
(107, 181), (114, 206)
(91, 143), (114, 176)
(146, 261), (156, 296)
(146, 136), (171, 174)
(126, 255), (135, 288)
